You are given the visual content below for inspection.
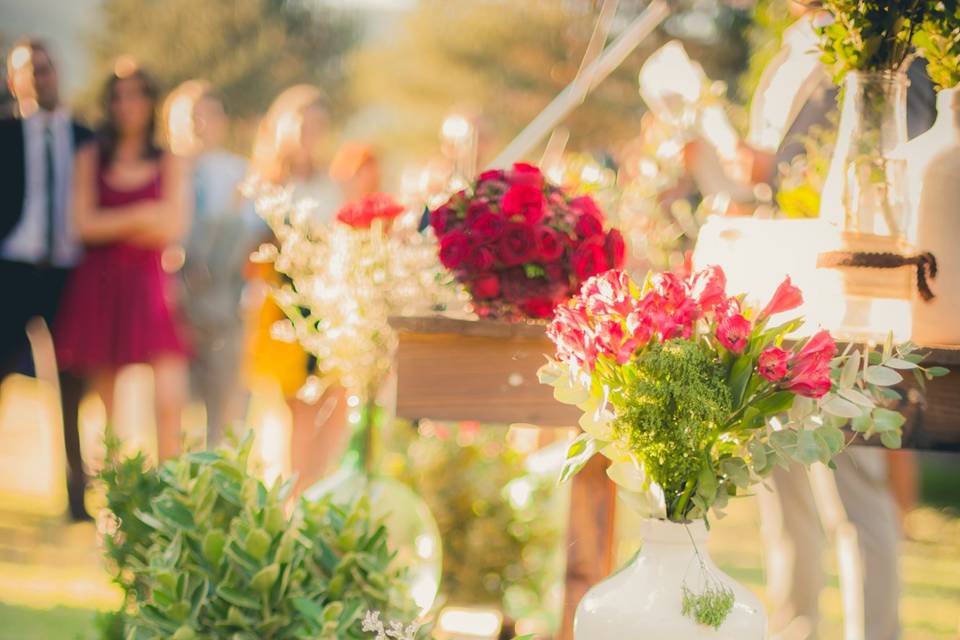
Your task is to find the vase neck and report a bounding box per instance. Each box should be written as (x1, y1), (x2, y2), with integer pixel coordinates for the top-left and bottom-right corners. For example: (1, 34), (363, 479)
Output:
(840, 71), (909, 153)
(639, 519), (708, 546)
(935, 88), (960, 132)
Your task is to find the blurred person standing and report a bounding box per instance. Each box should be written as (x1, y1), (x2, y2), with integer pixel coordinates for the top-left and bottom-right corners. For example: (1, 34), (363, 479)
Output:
(55, 61), (192, 462)
(705, 3), (935, 639)
(329, 141), (382, 201)
(0, 39), (94, 521)
(164, 80), (260, 447)
(247, 85), (348, 495)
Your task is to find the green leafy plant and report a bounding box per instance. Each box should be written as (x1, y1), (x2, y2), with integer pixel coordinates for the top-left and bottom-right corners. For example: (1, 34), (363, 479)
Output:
(99, 434), (417, 639)
(816, 1), (928, 80)
(383, 421), (564, 632)
(916, 0), (960, 90)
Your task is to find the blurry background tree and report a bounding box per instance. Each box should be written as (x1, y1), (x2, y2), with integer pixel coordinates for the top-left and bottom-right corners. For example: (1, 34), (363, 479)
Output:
(348, 0), (752, 163)
(80, 0), (358, 148)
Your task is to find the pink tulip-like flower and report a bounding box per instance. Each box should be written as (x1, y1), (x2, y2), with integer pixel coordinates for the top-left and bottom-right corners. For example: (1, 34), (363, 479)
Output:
(595, 317), (642, 365)
(580, 270), (636, 318)
(548, 301), (597, 369)
(689, 265), (727, 312)
(759, 276), (804, 321)
(758, 347), (790, 381)
(783, 330), (837, 398)
(716, 312), (751, 353)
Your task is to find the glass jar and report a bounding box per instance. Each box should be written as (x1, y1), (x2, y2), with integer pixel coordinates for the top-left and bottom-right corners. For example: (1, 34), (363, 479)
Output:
(821, 71), (911, 240)
(819, 71), (914, 341)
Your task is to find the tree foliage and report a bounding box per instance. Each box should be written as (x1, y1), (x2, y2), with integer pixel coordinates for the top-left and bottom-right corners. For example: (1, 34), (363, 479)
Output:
(349, 0), (749, 162)
(84, 0), (357, 120)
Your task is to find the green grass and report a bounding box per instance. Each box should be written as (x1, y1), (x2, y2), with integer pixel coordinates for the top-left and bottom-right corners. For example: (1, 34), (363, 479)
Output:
(0, 603), (100, 640)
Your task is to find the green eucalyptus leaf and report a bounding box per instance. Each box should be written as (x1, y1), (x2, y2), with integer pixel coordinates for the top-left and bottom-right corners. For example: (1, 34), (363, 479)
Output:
(881, 430), (903, 449)
(873, 408), (906, 433)
(821, 393), (863, 418)
(864, 365), (903, 386)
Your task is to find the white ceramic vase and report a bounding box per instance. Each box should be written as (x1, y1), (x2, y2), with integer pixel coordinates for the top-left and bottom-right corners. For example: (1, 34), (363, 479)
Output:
(574, 519), (767, 640)
(907, 87), (960, 346)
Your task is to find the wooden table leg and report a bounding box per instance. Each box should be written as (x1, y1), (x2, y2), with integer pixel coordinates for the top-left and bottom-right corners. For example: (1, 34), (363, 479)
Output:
(558, 456), (617, 640)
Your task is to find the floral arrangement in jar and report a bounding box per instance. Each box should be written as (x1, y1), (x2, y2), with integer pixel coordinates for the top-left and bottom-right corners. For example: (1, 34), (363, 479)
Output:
(540, 266), (945, 627)
(428, 163), (625, 320)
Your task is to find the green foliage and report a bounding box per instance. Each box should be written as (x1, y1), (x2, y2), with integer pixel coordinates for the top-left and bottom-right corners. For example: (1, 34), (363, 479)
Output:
(681, 582), (735, 630)
(99, 434), (416, 640)
(83, 0), (357, 124)
(384, 422), (564, 630)
(608, 340), (732, 516)
(817, 1), (928, 80)
(739, 0), (796, 107)
(348, 0), (750, 161)
(916, 0), (960, 89)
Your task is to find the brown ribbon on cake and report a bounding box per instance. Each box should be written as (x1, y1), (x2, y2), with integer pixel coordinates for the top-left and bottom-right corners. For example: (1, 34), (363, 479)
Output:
(817, 251), (939, 301)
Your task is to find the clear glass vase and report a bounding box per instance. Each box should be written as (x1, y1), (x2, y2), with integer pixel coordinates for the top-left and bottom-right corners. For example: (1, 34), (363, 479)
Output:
(819, 71), (914, 341)
(821, 71), (911, 240)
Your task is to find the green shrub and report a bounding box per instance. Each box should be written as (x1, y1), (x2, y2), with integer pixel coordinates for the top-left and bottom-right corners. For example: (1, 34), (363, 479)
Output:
(99, 434), (417, 639)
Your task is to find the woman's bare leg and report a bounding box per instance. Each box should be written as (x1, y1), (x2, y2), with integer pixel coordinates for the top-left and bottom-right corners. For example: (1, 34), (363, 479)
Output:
(153, 354), (187, 461)
(289, 385), (349, 496)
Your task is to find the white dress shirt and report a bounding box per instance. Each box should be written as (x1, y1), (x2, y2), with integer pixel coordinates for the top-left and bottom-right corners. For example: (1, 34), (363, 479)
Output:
(747, 15), (828, 153)
(0, 109), (80, 267)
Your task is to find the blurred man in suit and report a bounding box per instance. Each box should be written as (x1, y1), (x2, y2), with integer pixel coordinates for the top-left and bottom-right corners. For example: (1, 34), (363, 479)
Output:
(0, 39), (94, 521)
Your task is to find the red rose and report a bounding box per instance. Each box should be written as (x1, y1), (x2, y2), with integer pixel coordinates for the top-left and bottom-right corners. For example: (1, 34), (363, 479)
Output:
(535, 226), (565, 262)
(501, 184), (546, 225)
(467, 211), (505, 241)
(571, 238), (609, 281)
(468, 246), (496, 270)
(478, 169), (506, 183)
(604, 228), (626, 268)
(438, 230), (471, 269)
(498, 222), (537, 266)
(522, 297), (555, 319)
(509, 162), (544, 188)
(430, 205), (454, 235)
(472, 273), (501, 299)
(570, 195), (605, 222)
(544, 262), (566, 285)
(574, 211), (604, 238)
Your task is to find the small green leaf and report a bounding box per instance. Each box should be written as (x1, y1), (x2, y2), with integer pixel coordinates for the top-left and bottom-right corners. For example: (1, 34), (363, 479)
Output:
(217, 586), (259, 610)
(885, 358), (918, 370)
(815, 425), (846, 455)
(839, 350), (861, 388)
(795, 430), (822, 465)
(864, 366), (902, 386)
(927, 366), (949, 378)
(559, 434), (598, 483)
(881, 430), (902, 449)
(821, 393), (863, 418)
(873, 408), (906, 433)
(251, 563), (280, 593)
(838, 387), (875, 408)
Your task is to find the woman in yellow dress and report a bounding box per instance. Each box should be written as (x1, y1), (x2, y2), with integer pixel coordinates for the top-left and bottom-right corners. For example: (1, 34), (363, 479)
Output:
(246, 85), (348, 495)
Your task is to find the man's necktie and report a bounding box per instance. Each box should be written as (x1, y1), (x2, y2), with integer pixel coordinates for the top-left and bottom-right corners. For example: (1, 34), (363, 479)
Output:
(43, 119), (56, 265)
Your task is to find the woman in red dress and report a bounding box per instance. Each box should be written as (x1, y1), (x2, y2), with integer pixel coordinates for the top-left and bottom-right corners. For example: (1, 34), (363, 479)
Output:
(56, 64), (191, 461)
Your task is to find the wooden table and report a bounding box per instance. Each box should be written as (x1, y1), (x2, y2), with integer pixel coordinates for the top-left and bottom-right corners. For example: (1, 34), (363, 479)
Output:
(389, 316), (960, 639)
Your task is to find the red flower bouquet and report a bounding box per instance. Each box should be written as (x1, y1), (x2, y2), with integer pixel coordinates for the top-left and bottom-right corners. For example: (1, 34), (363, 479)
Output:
(429, 163), (625, 320)
(539, 265), (946, 626)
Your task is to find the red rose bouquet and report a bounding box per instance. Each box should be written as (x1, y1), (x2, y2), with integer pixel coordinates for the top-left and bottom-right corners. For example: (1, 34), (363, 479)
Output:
(540, 266), (945, 625)
(429, 163), (625, 320)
